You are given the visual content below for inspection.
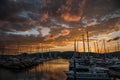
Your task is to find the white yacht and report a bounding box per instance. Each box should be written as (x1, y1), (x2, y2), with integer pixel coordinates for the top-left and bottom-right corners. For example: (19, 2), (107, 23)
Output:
(66, 65), (111, 80)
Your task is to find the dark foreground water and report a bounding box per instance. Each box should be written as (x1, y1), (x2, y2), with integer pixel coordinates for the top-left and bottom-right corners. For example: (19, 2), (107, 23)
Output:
(0, 59), (69, 80)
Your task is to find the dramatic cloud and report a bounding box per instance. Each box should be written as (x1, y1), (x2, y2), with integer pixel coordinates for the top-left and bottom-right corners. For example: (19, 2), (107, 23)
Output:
(59, 0), (87, 22)
(7, 28), (40, 36)
(44, 34), (60, 41)
(90, 31), (120, 41)
(100, 9), (120, 21)
(44, 29), (70, 41)
(37, 27), (51, 37)
(86, 22), (100, 27)
(60, 29), (70, 36)
(107, 37), (120, 42)
(61, 13), (81, 22)
(0, 0), (120, 52)
(40, 12), (49, 22)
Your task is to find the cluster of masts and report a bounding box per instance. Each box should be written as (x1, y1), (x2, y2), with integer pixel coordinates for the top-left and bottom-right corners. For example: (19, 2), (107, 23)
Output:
(74, 31), (120, 54)
(0, 31), (120, 55)
(73, 31), (90, 58)
(0, 43), (51, 55)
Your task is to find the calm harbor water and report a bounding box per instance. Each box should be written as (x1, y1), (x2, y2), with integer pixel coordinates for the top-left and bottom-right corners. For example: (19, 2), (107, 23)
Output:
(0, 59), (69, 80)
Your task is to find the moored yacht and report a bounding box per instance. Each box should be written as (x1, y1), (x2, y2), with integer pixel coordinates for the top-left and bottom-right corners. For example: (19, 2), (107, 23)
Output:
(66, 64), (111, 80)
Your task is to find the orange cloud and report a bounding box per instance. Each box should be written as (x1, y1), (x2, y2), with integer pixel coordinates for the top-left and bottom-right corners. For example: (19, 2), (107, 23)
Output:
(86, 22), (100, 27)
(44, 34), (60, 41)
(40, 12), (49, 22)
(61, 13), (81, 22)
(61, 29), (70, 36)
(107, 37), (120, 42)
(44, 29), (70, 41)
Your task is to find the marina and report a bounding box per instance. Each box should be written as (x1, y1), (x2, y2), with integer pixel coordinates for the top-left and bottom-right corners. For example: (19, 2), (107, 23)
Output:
(0, 52), (120, 80)
(0, 0), (120, 80)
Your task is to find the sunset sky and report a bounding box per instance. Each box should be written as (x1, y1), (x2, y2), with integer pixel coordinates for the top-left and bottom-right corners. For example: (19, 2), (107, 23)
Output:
(0, 0), (120, 54)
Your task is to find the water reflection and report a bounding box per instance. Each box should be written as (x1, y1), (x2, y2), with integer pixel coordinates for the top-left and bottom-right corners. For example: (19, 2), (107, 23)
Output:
(0, 59), (69, 80)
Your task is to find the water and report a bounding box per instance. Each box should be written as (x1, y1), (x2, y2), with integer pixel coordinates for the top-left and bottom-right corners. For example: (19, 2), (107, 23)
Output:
(0, 59), (69, 80)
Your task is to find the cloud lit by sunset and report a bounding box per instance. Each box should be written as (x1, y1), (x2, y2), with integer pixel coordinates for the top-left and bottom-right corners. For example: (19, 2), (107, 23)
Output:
(61, 13), (81, 22)
(0, 0), (120, 55)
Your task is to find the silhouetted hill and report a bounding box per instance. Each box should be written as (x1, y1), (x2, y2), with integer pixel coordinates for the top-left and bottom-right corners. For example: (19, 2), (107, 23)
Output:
(0, 51), (120, 59)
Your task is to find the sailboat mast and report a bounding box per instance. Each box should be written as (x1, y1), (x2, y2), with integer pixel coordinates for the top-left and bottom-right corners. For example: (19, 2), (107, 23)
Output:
(117, 41), (119, 51)
(94, 42), (96, 53)
(103, 39), (107, 58)
(115, 44), (117, 52)
(76, 40), (79, 52)
(107, 47), (110, 53)
(73, 40), (76, 80)
(86, 31), (90, 57)
(82, 34), (85, 52)
(74, 40), (76, 52)
(117, 41), (120, 58)
(96, 41), (99, 54)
